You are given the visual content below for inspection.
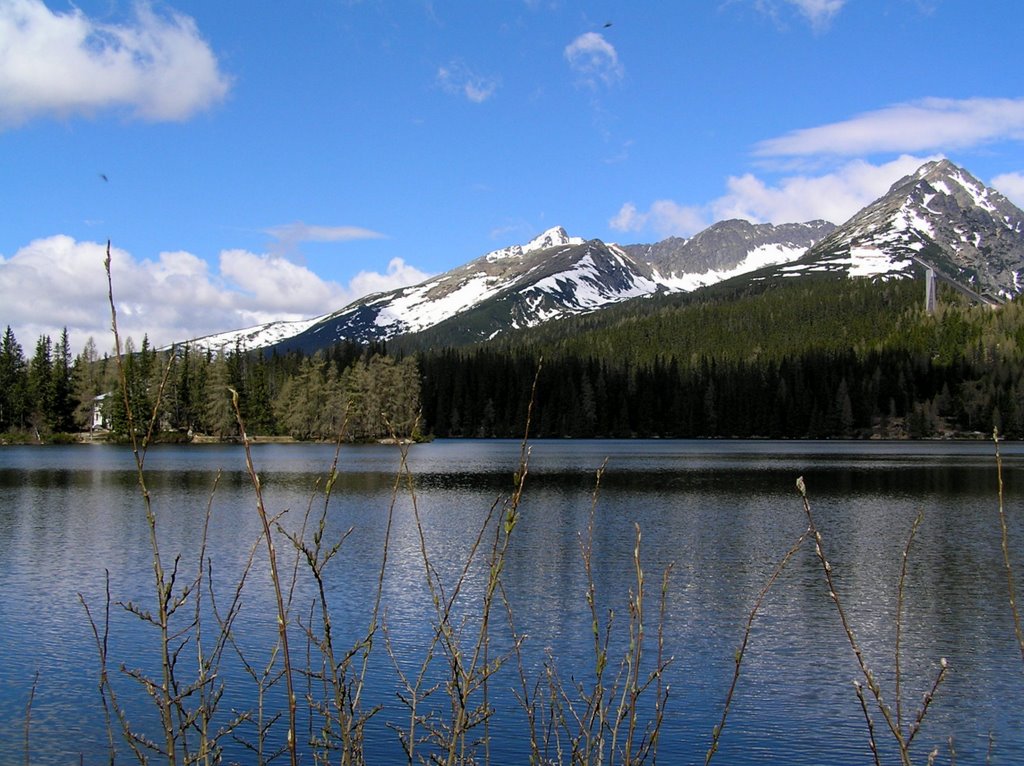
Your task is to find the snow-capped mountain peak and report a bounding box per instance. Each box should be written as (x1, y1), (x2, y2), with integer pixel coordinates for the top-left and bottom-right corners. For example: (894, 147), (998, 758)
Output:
(781, 160), (1024, 299)
(485, 226), (584, 262)
(525, 225), (583, 252)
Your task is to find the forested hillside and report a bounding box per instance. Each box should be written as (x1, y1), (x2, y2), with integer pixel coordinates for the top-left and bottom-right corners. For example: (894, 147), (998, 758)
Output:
(417, 276), (1024, 439)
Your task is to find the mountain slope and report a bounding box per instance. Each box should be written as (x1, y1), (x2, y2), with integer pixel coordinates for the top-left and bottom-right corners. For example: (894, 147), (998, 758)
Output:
(621, 219), (835, 290)
(766, 160), (1024, 299)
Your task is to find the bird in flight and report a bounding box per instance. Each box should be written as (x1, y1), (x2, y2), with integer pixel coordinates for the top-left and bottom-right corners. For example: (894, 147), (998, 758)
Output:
(99, 173), (108, 182)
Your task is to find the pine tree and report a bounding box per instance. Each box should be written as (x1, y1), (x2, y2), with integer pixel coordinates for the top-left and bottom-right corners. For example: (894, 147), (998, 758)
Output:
(28, 335), (54, 436)
(51, 328), (76, 432)
(243, 355), (276, 435)
(0, 326), (28, 431)
(203, 353), (237, 438)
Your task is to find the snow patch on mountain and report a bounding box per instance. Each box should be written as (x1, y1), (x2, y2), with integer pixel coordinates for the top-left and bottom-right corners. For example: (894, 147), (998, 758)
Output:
(526, 253), (658, 308)
(657, 242), (807, 291)
(186, 316), (322, 353)
(373, 272), (505, 334)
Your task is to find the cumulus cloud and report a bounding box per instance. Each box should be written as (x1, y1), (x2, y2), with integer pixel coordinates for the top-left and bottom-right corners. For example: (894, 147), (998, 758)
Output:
(436, 61), (499, 103)
(0, 236), (431, 353)
(609, 200), (708, 239)
(756, 97), (1024, 158)
(713, 155), (935, 223)
(610, 155), (934, 238)
(991, 172), (1024, 209)
(0, 0), (230, 127)
(348, 258), (432, 299)
(564, 32), (623, 88)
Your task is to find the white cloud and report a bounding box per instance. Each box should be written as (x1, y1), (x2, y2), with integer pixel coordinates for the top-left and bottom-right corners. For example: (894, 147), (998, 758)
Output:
(436, 61), (499, 103)
(992, 172), (1024, 209)
(610, 155), (935, 237)
(348, 258), (432, 298)
(0, 0), (230, 127)
(610, 200), (708, 239)
(265, 222), (386, 256)
(714, 155), (935, 224)
(0, 236), (432, 353)
(564, 32), (623, 88)
(749, 0), (847, 29)
(785, 0), (845, 27)
(756, 97), (1024, 158)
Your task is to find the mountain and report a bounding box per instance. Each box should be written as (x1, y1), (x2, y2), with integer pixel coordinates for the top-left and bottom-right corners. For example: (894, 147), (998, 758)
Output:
(762, 160), (1024, 300)
(189, 220), (834, 353)
(183, 160), (1024, 355)
(620, 219), (835, 290)
(274, 227), (662, 353)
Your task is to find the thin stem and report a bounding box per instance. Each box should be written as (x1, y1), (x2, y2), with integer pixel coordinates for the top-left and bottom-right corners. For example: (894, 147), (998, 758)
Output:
(706, 529), (809, 765)
(24, 670), (38, 766)
(854, 680), (882, 766)
(105, 244), (178, 763)
(796, 475), (909, 765)
(895, 509), (925, 731)
(231, 388), (298, 766)
(994, 429), (1024, 664)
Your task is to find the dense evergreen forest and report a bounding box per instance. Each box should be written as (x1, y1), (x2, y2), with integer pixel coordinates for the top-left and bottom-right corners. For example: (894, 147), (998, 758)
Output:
(416, 277), (1024, 439)
(3, 274), (1024, 443)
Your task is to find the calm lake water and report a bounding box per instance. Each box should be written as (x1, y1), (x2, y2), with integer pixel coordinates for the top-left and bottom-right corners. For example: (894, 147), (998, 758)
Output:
(1, 439), (1022, 764)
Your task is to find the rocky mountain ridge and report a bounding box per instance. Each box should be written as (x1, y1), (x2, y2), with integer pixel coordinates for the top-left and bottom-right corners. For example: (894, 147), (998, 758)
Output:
(186, 160), (1024, 354)
(760, 159), (1024, 299)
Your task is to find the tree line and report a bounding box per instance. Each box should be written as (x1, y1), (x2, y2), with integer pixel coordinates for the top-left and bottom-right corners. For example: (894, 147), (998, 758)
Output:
(5, 273), (1024, 443)
(0, 328), (420, 442)
(417, 344), (1021, 439)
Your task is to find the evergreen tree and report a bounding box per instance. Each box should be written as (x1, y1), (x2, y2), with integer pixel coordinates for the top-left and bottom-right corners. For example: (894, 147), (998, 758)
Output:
(203, 353), (237, 438)
(72, 337), (102, 430)
(105, 337), (154, 437)
(0, 326), (28, 431)
(51, 328), (76, 432)
(27, 335), (54, 435)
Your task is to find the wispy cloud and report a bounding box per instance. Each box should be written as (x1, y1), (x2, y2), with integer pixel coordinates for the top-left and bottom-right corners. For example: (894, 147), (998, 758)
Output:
(564, 32), (623, 88)
(756, 97), (1024, 158)
(265, 222), (387, 256)
(749, 0), (847, 29)
(0, 235), (430, 352)
(0, 0), (231, 128)
(784, 0), (846, 27)
(437, 61), (499, 103)
(610, 155), (933, 238)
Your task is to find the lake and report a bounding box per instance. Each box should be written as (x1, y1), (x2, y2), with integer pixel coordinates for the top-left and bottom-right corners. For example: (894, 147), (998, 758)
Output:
(1, 439), (1022, 764)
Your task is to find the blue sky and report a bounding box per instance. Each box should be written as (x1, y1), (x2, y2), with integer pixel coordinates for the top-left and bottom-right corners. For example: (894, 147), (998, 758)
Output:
(3, 0), (1024, 352)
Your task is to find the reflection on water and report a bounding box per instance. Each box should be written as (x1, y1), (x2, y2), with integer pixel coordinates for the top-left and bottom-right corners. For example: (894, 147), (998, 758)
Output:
(1, 440), (1022, 764)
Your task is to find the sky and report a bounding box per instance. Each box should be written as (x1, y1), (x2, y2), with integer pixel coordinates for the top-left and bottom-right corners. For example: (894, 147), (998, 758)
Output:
(3, 0), (1024, 354)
